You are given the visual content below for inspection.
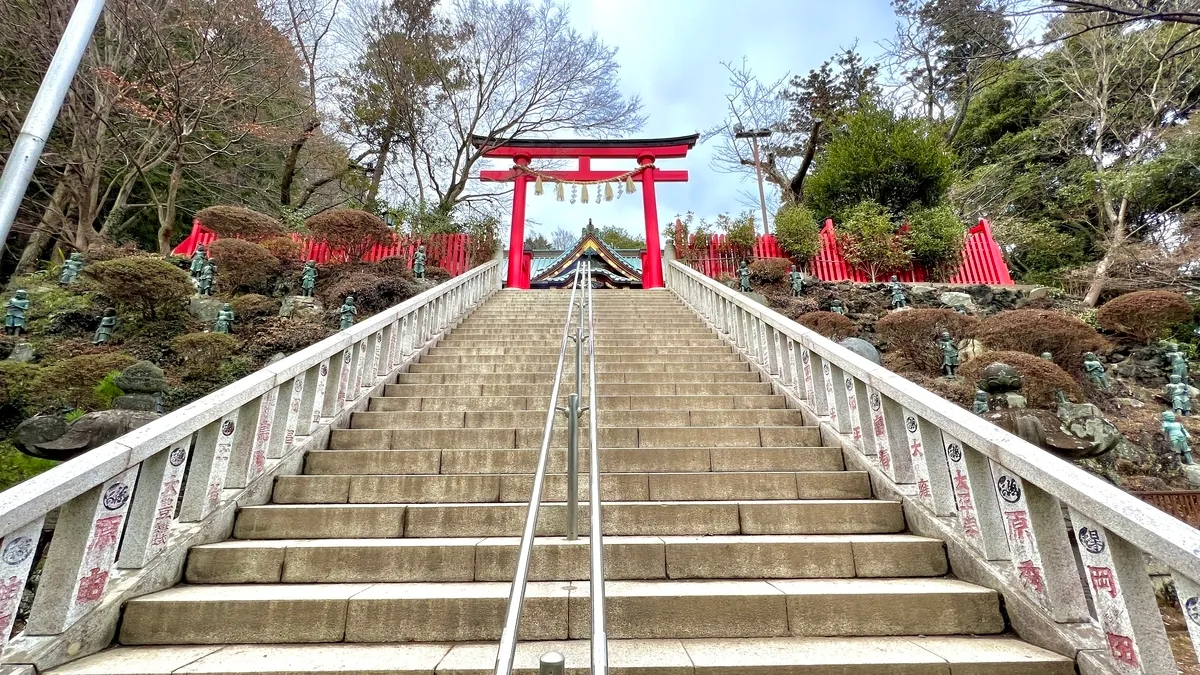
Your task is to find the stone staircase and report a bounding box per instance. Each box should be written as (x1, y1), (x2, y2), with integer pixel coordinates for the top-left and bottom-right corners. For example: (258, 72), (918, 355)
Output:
(52, 289), (1072, 674)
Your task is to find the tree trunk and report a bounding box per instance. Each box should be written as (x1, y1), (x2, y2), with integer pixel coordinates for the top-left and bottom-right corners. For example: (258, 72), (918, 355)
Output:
(1083, 195), (1130, 307)
(366, 129), (393, 204)
(14, 183), (70, 276)
(280, 120), (319, 207)
(98, 171), (140, 238)
(788, 120), (823, 203)
(157, 161), (184, 255)
(944, 83), (972, 145)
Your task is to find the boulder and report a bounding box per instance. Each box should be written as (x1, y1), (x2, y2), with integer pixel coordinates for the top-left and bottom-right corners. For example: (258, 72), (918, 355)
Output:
(6, 342), (34, 363)
(15, 409), (160, 461)
(280, 295), (323, 319)
(1028, 287), (1050, 301)
(188, 296), (224, 323)
(114, 360), (167, 413)
(984, 405), (1117, 460)
(837, 337), (881, 365)
(958, 339), (985, 363)
(939, 291), (976, 312)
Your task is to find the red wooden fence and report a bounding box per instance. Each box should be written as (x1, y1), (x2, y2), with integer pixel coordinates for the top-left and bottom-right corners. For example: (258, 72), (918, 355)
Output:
(679, 218), (1014, 286)
(172, 220), (474, 276)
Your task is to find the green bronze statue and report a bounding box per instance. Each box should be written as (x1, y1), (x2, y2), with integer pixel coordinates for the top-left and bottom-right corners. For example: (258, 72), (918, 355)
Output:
(737, 260), (751, 293)
(1170, 352), (1190, 385)
(214, 304), (235, 334)
(1041, 352), (1054, 361)
(340, 295), (357, 330)
(93, 308), (116, 345)
(5, 290), (29, 336)
(413, 245), (427, 280)
(888, 275), (908, 309)
(1162, 411), (1194, 465)
(198, 262), (215, 296)
(190, 244), (208, 279)
(938, 330), (959, 377)
(972, 390), (989, 414)
(829, 298), (846, 316)
(1166, 374), (1192, 416)
(789, 265), (804, 297)
(1083, 352), (1109, 391)
(301, 261), (318, 297)
(58, 252), (84, 286)
(952, 304), (968, 315)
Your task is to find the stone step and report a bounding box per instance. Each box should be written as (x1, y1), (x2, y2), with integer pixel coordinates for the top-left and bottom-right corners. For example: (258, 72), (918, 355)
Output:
(232, 500), (903, 539)
(439, 338), (726, 347)
(348, 409), (805, 430)
(328, 424), (821, 450)
(48, 636), (1075, 675)
(418, 353), (744, 365)
(395, 371), (764, 385)
(367, 394), (786, 411)
(384, 382), (778, 397)
(117, 578), (1000, 645)
(430, 345), (732, 355)
(272, 470), (869, 503)
(185, 534), (947, 584)
(406, 361), (751, 374)
(303, 446), (844, 476)
(447, 328), (716, 337)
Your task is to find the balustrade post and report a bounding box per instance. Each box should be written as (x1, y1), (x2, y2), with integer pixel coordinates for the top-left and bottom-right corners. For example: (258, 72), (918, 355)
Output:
(267, 379), (297, 459)
(1172, 573), (1200, 665)
(943, 436), (1009, 560)
(226, 394), (267, 488)
(333, 345), (357, 413)
(277, 374), (307, 454)
(800, 346), (825, 415)
(846, 375), (867, 452)
(179, 411), (238, 522)
(0, 518), (44, 649)
(873, 390), (915, 484)
(901, 409), (955, 516)
(819, 357), (850, 432)
(27, 466), (139, 635)
(786, 339), (806, 400)
(119, 439), (191, 569)
(771, 329), (785, 380)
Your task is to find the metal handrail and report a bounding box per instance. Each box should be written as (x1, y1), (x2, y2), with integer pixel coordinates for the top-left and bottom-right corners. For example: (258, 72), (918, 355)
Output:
(494, 265), (586, 675)
(584, 261), (609, 675)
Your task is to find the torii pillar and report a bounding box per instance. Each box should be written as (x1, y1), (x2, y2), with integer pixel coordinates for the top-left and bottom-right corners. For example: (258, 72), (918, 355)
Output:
(472, 134), (700, 289)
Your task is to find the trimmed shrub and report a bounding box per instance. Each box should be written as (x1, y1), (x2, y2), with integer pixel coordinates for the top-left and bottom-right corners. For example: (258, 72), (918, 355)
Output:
(245, 317), (331, 361)
(749, 258), (791, 284)
(194, 206), (286, 239)
(876, 308), (979, 375)
(260, 236), (303, 260)
(37, 353), (137, 410)
(906, 204), (964, 280)
(907, 373), (973, 408)
(171, 333), (237, 380)
(976, 310), (1108, 372)
(376, 256), (416, 278)
(774, 205), (821, 262)
(230, 294), (280, 320)
(84, 257), (193, 319)
(306, 209), (392, 261)
(797, 311), (857, 340)
(1096, 290), (1194, 344)
(208, 239), (280, 295)
(425, 266), (451, 282)
(320, 271), (419, 315)
(958, 350), (1083, 409)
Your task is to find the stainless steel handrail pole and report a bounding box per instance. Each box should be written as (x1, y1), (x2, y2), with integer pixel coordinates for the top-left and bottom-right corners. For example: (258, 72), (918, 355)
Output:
(585, 261), (609, 675)
(493, 267), (584, 675)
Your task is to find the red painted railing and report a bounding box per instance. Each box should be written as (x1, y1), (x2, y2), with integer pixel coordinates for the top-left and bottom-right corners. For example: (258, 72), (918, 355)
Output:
(172, 220), (474, 276)
(678, 218), (1014, 285)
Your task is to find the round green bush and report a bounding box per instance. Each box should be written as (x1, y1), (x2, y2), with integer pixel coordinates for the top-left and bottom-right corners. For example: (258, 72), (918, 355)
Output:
(905, 204), (964, 280)
(83, 257), (193, 319)
(774, 204), (821, 262)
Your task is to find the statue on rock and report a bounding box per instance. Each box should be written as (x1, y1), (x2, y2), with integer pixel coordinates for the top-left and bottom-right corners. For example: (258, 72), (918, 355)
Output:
(1083, 352), (1109, 391)
(190, 244), (208, 279)
(952, 304), (968, 315)
(938, 331), (960, 377)
(1166, 374), (1192, 416)
(978, 362), (1025, 410)
(829, 298), (847, 316)
(114, 360), (168, 413)
(414, 245), (427, 280)
(214, 303), (235, 334)
(789, 265), (804, 297)
(198, 262), (215, 296)
(1162, 411), (1194, 465)
(93, 308), (116, 345)
(737, 260), (751, 293)
(58, 252), (84, 286)
(301, 261), (318, 297)
(888, 275), (908, 309)
(5, 290), (29, 336)
(972, 390), (990, 414)
(1170, 352), (1190, 385)
(340, 295), (358, 330)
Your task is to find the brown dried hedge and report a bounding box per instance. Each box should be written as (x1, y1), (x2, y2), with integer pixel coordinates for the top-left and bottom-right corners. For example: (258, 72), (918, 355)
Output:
(306, 209), (392, 261)
(976, 309), (1107, 372)
(230, 294), (280, 319)
(320, 271), (420, 315)
(260, 236), (303, 260)
(958, 350), (1083, 408)
(797, 311), (857, 340)
(749, 258), (791, 284)
(426, 266), (451, 282)
(1096, 290), (1194, 343)
(245, 317), (331, 361)
(208, 239), (280, 295)
(195, 206), (286, 240)
(84, 257), (193, 319)
(171, 333), (237, 380)
(876, 309), (978, 375)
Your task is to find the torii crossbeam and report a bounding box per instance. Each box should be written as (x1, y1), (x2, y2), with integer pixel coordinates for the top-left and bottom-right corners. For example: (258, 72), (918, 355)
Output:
(472, 133), (700, 289)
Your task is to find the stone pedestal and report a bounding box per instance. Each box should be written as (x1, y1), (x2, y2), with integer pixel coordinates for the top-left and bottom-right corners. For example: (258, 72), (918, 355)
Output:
(280, 296), (323, 320)
(6, 342), (34, 363)
(188, 296), (223, 323)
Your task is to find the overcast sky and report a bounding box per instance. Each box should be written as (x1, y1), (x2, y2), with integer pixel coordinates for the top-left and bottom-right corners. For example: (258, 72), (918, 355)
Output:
(495, 0), (897, 244)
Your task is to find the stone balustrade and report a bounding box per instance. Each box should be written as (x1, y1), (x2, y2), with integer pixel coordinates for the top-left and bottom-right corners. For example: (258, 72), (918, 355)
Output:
(666, 260), (1200, 675)
(0, 261), (501, 670)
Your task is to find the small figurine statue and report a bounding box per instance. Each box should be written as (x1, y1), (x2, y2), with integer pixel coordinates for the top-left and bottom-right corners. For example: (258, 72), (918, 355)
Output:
(413, 245), (427, 280)
(829, 298), (847, 316)
(972, 390), (990, 414)
(93, 308), (116, 344)
(737, 260), (751, 293)
(952, 304), (968, 315)
(5, 290), (30, 336)
(1170, 352), (1190, 385)
(789, 265), (804, 297)
(339, 295), (358, 330)
(888, 275), (908, 309)
(198, 262), (215, 296)
(1083, 352), (1109, 391)
(301, 261), (318, 298)
(938, 330), (960, 377)
(58, 252), (84, 286)
(1041, 352), (1054, 361)
(214, 303), (235, 334)
(190, 244), (208, 279)
(1166, 374), (1193, 416)
(1162, 410), (1195, 465)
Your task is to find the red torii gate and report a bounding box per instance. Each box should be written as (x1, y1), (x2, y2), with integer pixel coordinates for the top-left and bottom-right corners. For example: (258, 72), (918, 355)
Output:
(472, 133), (699, 289)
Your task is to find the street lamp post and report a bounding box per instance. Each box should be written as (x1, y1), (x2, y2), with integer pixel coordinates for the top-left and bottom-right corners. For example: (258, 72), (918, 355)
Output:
(734, 126), (773, 236)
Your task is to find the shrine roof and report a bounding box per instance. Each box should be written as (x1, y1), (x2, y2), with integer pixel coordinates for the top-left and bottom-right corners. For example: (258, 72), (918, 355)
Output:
(470, 134), (699, 150)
